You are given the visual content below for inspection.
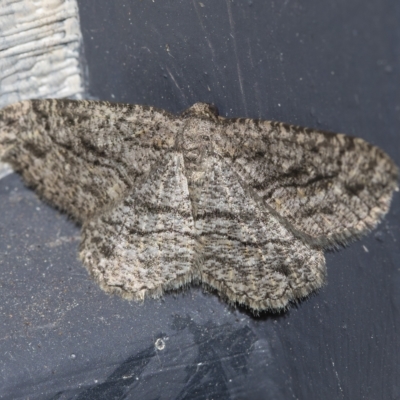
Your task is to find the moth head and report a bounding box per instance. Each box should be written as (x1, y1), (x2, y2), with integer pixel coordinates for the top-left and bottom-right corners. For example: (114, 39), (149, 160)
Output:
(181, 102), (219, 121)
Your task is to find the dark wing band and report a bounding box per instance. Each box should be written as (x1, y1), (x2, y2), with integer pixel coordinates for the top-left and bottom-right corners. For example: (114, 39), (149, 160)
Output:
(0, 99), (180, 222)
(214, 118), (398, 247)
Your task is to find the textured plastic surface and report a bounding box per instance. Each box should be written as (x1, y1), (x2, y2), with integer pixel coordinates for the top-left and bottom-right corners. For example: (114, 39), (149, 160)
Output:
(0, 0), (84, 108)
(0, 0), (399, 399)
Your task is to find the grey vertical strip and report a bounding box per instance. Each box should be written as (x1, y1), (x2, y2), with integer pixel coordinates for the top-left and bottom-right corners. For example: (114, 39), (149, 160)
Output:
(0, 0), (85, 106)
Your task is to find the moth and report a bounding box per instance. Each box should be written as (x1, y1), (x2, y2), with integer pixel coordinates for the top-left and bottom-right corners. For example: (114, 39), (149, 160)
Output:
(0, 99), (397, 312)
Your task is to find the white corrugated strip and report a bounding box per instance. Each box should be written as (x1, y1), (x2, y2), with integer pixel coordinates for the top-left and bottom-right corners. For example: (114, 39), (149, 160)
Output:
(0, 0), (85, 178)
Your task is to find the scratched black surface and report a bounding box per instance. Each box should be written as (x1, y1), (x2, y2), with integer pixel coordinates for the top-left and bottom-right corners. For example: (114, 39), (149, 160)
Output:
(0, 0), (399, 399)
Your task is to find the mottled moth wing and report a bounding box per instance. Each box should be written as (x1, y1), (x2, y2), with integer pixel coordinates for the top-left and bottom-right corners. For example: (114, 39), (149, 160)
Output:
(214, 118), (398, 247)
(80, 152), (197, 299)
(1, 99), (398, 312)
(80, 148), (327, 310)
(188, 155), (326, 311)
(0, 99), (180, 222)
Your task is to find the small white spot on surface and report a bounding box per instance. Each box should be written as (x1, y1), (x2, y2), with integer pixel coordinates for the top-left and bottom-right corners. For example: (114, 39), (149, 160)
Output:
(155, 338), (166, 351)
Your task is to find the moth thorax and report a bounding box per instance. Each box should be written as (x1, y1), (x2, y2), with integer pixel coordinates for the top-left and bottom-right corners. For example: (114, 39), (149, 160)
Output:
(181, 118), (214, 157)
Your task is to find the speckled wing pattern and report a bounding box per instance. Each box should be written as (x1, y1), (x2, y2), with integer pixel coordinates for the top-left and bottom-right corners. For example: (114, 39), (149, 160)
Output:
(0, 100), (398, 312)
(214, 119), (398, 247)
(0, 99), (180, 222)
(188, 155), (325, 311)
(81, 152), (197, 300)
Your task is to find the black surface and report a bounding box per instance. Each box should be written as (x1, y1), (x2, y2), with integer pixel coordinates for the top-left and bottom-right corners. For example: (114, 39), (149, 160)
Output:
(1, 0), (399, 399)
